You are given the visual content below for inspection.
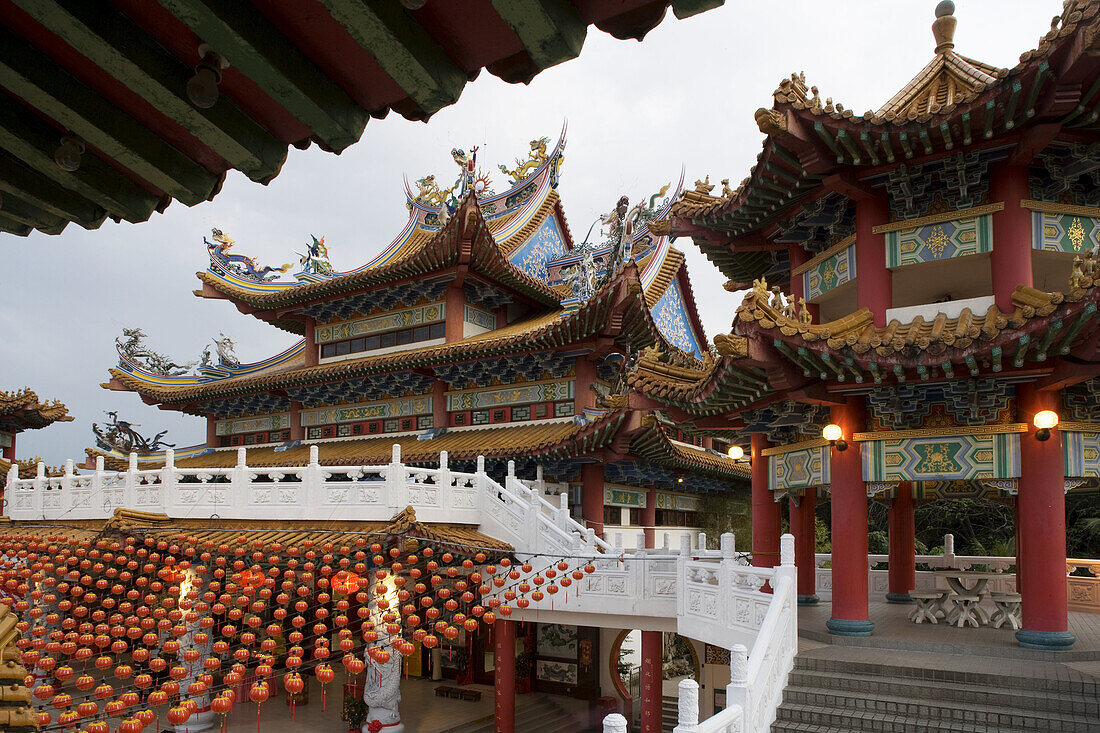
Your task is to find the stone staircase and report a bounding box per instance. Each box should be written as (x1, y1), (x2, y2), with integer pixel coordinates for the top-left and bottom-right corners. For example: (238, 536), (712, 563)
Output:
(662, 695), (678, 732)
(771, 646), (1100, 732)
(438, 693), (589, 733)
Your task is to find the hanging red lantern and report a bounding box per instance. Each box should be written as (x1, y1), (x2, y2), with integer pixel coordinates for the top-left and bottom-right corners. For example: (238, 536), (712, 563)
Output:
(166, 705), (191, 726)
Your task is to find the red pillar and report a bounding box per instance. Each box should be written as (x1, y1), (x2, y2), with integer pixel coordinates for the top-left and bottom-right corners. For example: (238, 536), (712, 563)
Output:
(789, 492), (818, 604)
(1016, 384), (1074, 649)
(2, 436), (15, 461)
(445, 285), (465, 343)
(751, 433), (781, 569)
(642, 488), (657, 548)
(205, 414), (218, 449)
(886, 482), (916, 603)
(581, 463), (604, 538)
(827, 395), (874, 636)
(289, 401), (304, 441)
(432, 379), (448, 429)
(574, 356), (596, 414)
(855, 196), (891, 327)
(303, 319), (318, 367)
(640, 631), (662, 733)
(990, 164), (1034, 313)
(493, 619), (515, 733)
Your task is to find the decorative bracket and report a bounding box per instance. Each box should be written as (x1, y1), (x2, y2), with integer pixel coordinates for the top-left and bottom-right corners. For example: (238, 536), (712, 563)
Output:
(865, 481), (898, 498)
(1065, 478), (1089, 494)
(981, 478), (1018, 495)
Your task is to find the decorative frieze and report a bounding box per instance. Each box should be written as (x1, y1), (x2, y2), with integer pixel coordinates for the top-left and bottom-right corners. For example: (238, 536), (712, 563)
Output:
(882, 210), (996, 268)
(604, 486), (646, 508)
(800, 239), (854, 300)
(862, 432), (1021, 482)
(300, 396), (432, 427)
(446, 379), (573, 411)
(768, 444), (830, 492)
(314, 302), (444, 344)
(215, 413), (291, 437)
(1029, 208), (1100, 253)
(655, 492), (702, 512)
(463, 304), (496, 331)
(1062, 430), (1100, 478)
(867, 379), (1013, 430)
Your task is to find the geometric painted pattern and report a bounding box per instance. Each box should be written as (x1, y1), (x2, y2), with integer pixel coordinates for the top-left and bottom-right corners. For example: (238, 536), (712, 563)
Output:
(604, 486), (646, 508)
(1063, 430), (1100, 478)
(803, 242), (854, 300)
(867, 379), (1013, 429)
(886, 214), (992, 268)
(432, 351), (574, 390)
(463, 304), (496, 331)
(739, 403), (830, 445)
(300, 395), (432, 427)
(862, 433), (1020, 482)
(301, 280), (449, 324)
(446, 380), (573, 411)
(314, 302), (444, 344)
(215, 412), (291, 436)
(1032, 211), (1100, 253)
(1066, 378), (1100, 422)
(198, 393), (291, 419)
(651, 278), (704, 358)
(768, 445), (829, 492)
(284, 373), (434, 408)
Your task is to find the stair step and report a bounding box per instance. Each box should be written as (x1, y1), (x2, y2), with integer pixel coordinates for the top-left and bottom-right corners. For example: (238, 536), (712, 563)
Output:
(775, 701), (1096, 733)
(778, 687), (1095, 732)
(786, 669), (1100, 716)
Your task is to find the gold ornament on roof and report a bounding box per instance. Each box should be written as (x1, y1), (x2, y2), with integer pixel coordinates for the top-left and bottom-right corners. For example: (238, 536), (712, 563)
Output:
(693, 175), (714, 194)
(1070, 248), (1098, 289)
(721, 179), (734, 197)
(498, 136), (550, 184)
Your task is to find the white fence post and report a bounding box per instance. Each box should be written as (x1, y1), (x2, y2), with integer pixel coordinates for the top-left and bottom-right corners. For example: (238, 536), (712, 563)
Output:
(230, 447), (248, 513)
(304, 445), (323, 510)
(676, 534), (691, 618)
(476, 455), (487, 514)
(4, 463), (17, 517)
(388, 444), (407, 511)
(438, 450), (451, 511)
(91, 456), (103, 518)
(672, 678), (699, 733)
(161, 448), (176, 512)
(122, 453), (137, 512)
(727, 643), (749, 725)
(602, 713), (628, 733)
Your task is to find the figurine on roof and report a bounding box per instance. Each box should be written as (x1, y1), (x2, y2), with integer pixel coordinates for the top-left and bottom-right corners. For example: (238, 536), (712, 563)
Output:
(498, 136), (550, 184)
(205, 228), (292, 282)
(93, 411), (174, 454)
(116, 327), (196, 376)
(213, 333), (239, 367)
(297, 235), (334, 276)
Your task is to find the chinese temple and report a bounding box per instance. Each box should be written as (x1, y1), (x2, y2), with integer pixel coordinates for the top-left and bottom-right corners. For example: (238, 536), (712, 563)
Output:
(97, 131), (748, 541)
(0, 389), (71, 477)
(636, 0), (1100, 652)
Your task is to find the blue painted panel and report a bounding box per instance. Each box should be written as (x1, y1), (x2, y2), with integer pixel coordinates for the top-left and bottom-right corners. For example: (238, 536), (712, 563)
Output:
(508, 216), (567, 282)
(651, 278), (704, 358)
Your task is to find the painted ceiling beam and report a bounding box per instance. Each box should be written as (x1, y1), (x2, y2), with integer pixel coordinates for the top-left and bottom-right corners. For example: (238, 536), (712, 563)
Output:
(490, 0), (586, 71)
(0, 94), (160, 223)
(12, 0), (287, 183)
(0, 25), (219, 207)
(317, 0), (466, 117)
(0, 188), (68, 235)
(155, 0), (367, 153)
(0, 213), (31, 237)
(0, 149), (105, 228)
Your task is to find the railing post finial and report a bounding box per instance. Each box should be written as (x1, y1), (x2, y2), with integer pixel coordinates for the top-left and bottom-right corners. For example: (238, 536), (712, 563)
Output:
(476, 455), (485, 474)
(392, 443), (401, 464)
(439, 450), (448, 469)
(164, 448), (175, 470)
(676, 678), (699, 729)
(721, 532), (735, 559)
(236, 447), (246, 469)
(780, 533), (795, 566)
(507, 460), (515, 478)
(602, 713), (628, 733)
(309, 444), (319, 466)
(730, 643), (749, 685)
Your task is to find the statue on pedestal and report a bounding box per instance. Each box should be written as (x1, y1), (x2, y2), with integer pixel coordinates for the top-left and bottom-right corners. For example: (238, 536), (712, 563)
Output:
(362, 647), (403, 733)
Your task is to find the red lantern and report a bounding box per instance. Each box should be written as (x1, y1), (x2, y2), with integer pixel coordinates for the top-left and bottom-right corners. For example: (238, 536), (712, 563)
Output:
(166, 705), (191, 726)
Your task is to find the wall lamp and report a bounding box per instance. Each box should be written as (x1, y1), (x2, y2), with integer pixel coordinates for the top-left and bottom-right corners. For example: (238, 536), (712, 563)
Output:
(1033, 410), (1058, 442)
(822, 423), (848, 452)
(53, 136), (84, 172)
(726, 445), (744, 461)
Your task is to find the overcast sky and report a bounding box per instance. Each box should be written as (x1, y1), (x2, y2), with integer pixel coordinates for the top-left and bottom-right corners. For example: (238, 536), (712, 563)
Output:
(1, 0), (1060, 465)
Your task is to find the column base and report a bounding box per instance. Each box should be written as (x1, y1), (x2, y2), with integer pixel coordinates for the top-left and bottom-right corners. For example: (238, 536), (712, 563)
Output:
(827, 618), (875, 637)
(1015, 629), (1076, 651)
(885, 592), (913, 604)
(797, 594), (820, 606)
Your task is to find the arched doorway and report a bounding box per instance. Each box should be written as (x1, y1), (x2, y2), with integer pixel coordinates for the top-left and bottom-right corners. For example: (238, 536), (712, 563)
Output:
(607, 629), (701, 727)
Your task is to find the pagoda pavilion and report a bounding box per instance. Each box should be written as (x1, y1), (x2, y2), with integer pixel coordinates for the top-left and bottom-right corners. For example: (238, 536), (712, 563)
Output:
(98, 131), (747, 550)
(634, 0), (1100, 651)
(0, 389), (72, 478)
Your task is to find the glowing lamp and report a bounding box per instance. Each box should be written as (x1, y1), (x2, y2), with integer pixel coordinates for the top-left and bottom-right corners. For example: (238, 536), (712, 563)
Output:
(822, 424), (848, 452)
(727, 445), (744, 460)
(1034, 410), (1058, 441)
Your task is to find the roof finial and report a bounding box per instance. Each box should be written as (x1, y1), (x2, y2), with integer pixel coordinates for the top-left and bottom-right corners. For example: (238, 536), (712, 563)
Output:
(932, 1), (956, 53)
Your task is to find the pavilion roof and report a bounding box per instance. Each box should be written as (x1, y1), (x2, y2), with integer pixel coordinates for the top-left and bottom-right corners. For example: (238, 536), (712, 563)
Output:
(107, 262), (665, 414)
(672, 0), (1100, 282)
(733, 274), (1100, 384)
(629, 417), (751, 480)
(0, 389), (72, 433)
(0, 0), (723, 237)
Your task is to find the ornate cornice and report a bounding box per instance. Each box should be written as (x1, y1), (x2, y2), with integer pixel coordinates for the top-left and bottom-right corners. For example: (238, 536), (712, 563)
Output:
(1020, 199), (1100, 218)
(871, 202), (1004, 234)
(853, 423), (1027, 442)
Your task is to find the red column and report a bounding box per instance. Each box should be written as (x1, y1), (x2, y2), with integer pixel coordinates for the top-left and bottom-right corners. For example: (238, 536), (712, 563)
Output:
(886, 482), (916, 603)
(855, 196), (891, 327)
(640, 631), (662, 733)
(574, 356), (596, 414)
(493, 619), (515, 733)
(990, 164), (1034, 312)
(642, 488), (657, 549)
(432, 380), (448, 430)
(1015, 384), (1074, 649)
(289, 401), (304, 441)
(205, 414), (218, 449)
(581, 463), (604, 538)
(751, 433), (781, 569)
(445, 285), (465, 343)
(2, 436), (15, 461)
(827, 396), (874, 636)
(789, 492), (818, 604)
(303, 319), (318, 367)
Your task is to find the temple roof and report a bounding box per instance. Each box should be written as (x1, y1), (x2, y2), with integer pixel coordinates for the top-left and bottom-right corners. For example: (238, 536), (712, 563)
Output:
(1, 506), (513, 553)
(107, 263), (664, 412)
(672, 0), (1100, 282)
(0, 0), (724, 237)
(0, 389), (72, 433)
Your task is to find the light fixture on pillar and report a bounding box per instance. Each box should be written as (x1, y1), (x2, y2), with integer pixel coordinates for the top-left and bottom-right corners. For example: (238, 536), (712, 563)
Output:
(727, 445), (745, 461)
(187, 44), (229, 109)
(822, 423), (848, 451)
(1033, 410), (1059, 442)
(677, 477), (684, 484)
(53, 136), (84, 172)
